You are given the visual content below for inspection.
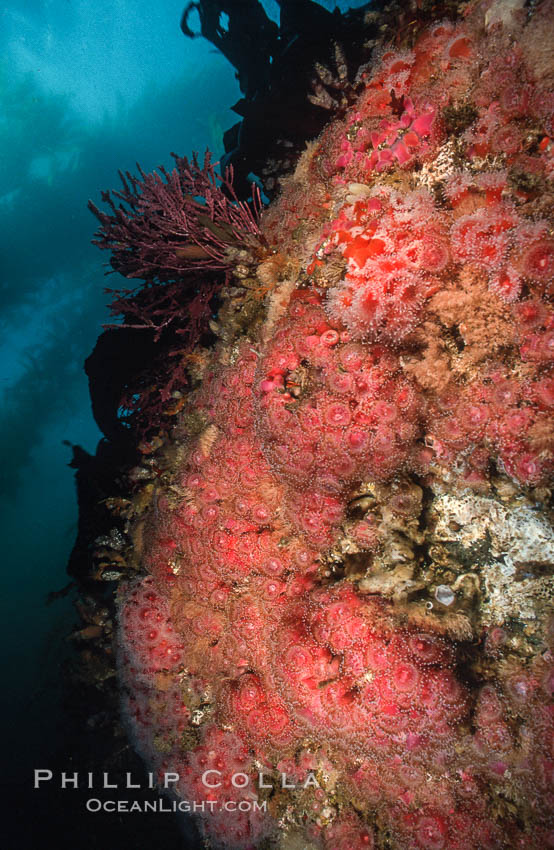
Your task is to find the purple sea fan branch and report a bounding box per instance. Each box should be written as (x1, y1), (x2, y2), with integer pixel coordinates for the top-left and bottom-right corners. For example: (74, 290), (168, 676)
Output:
(103, 280), (218, 343)
(88, 151), (264, 283)
(87, 152), (266, 435)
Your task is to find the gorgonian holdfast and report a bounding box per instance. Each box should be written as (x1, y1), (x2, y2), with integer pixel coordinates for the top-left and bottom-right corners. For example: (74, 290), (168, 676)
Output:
(88, 150), (265, 283)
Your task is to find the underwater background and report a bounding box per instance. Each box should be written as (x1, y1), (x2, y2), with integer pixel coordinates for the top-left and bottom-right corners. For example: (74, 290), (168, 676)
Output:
(0, 0), (361, 843)
(3, 1), (553, 848)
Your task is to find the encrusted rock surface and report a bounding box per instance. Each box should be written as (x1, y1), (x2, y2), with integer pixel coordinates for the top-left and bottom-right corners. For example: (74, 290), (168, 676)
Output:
(85, 1), (554, 847)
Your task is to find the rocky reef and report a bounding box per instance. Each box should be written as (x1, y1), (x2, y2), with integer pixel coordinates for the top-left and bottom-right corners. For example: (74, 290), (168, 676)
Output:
(82, 0), (553, 847)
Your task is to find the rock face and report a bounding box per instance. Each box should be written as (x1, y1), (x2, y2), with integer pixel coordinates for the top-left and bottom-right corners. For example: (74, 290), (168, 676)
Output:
(110, 1), (553, 847)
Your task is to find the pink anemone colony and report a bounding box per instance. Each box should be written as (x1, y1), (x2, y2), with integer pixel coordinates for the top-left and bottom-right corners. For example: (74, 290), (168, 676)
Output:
(105, 1), (554, 847)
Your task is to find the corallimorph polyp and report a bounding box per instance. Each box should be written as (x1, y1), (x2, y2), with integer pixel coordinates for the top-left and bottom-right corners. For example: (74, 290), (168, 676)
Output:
(110, 1), (554, 847)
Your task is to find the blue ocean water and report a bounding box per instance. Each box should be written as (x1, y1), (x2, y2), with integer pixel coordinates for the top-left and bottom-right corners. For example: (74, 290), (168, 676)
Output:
(0, 0), (241, 784)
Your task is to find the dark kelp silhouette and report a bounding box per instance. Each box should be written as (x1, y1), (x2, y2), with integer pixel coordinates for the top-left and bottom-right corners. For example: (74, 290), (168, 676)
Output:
(181, 0), (384, 197)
